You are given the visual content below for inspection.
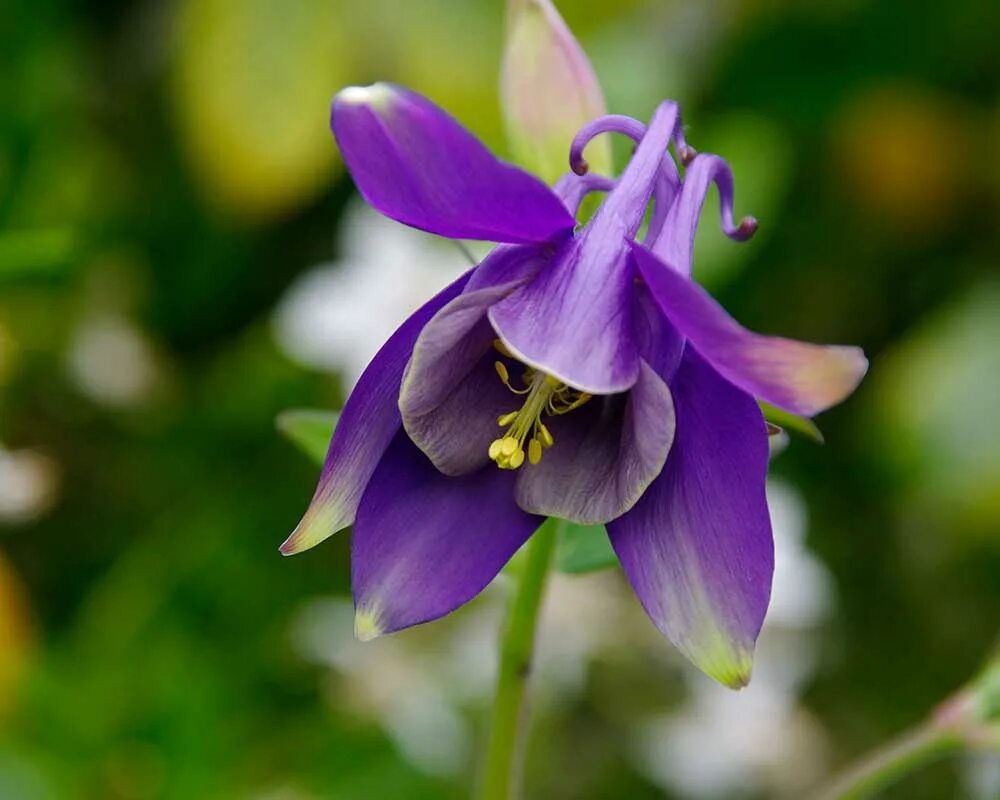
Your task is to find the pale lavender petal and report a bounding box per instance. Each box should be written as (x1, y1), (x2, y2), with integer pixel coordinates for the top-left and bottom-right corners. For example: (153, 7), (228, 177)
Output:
(489, 102), (682, 393)
(515, 361), (675, 524)
(280, 272), (470, 555)
(464, 243), (551, 293)
(489, 235), (640, 394)
(352, 433), (541, 639)
(648, 153), (757, 277)
(402, 332), (516, 477)
(608, 348), (773, 689)
(331, 83), (574, 244)
(632, 243), (868, 416)
(400, 247), (547, 474)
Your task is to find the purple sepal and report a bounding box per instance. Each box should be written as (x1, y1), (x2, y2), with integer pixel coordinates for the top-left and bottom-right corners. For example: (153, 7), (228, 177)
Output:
(280, 271), (470, 555)
(351, 433), (542, 639)
(331, 84), (574, 245)
(608, 348), (773, 689)
(632, 243), (868, 417)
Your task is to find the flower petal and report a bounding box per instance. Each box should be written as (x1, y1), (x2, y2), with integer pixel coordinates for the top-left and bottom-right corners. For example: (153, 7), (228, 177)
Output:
(552, 172), (616, 217)
(489, 236), (640, 394)
(643, 156), (682, 248)
(489, 102), (682, 394)
(515, 360), (675, 524)
(632, 243), (868, 416)
(607, 348), (774, 689)
(352, 432), (542, 639)
(500, 0), (611, 183)
(633, 280), (685, 381)
(400, 246), (548, 475)
(331, 83), (574, 244)
(280, 271), (470, 555)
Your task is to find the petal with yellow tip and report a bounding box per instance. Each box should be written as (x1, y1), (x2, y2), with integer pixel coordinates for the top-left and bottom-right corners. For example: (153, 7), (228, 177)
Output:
(279, 271), (470, 555)
(632, 242), (868, 417)
(352, 433), (541, 637)
(608, 349), (773, 689)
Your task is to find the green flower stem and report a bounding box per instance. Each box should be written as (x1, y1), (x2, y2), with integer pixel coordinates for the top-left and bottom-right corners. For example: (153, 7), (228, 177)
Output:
(479, 519), (558, 800)
(811, 719), (964, 800)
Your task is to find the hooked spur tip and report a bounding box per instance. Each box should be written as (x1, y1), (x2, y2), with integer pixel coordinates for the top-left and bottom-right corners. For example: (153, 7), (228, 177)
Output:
(736, 215), (758, 240)
(571, 156), (589, 176)
(679, 144), (698, 166)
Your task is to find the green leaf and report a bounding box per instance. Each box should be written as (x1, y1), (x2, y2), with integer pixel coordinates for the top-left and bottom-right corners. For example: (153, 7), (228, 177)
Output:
(276, 409), (338, 465)
(0, 228), (81, 282)
(760, 401), (824, 444)
(555, 520), (618, 574)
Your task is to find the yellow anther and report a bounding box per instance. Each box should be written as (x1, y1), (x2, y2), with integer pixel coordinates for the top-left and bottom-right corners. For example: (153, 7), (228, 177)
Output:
(528, 438), (542, 465)
(493, 338), (513, 358)
(488, 359), (590, 471)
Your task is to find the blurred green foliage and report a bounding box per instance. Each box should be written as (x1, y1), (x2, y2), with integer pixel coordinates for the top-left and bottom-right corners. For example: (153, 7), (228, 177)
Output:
(0, 0), (998, 798)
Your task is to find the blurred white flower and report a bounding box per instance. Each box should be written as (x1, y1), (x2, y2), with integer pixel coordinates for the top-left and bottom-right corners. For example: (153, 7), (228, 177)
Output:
(634, 479), (834, 799)
(0, 447), (58, 524)
(273, 201), (475, 386)
(292, 595), (487, 776)
(290, 570), (632, 777)
(68, 315), (160, 408)
(766, 480), (835, 630)
(964, 751), (1000, 800)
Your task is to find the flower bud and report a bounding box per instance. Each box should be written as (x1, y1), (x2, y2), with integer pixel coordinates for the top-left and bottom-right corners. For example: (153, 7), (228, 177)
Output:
(500, 0), (611, 184)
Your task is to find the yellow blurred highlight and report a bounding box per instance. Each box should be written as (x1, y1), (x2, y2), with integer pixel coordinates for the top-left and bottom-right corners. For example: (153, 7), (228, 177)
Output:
(833, 86), (974, 232)
(171, 0), (351, 222)
(0, 552), (35, 718)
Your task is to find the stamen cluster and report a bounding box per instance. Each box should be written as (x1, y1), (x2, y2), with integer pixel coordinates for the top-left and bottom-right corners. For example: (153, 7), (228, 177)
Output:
(488, 340), (591, 470)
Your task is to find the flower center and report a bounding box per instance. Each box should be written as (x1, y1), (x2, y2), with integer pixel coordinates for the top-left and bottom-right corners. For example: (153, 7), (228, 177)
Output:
(488, 340), (591, 470)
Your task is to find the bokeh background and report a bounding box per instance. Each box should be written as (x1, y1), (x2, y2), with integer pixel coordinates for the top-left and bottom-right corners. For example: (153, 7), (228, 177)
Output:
(1, 0), (999, 797)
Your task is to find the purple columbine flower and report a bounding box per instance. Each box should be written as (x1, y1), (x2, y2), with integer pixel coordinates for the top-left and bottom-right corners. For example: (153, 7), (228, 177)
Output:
(282, 83), (867, 688)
